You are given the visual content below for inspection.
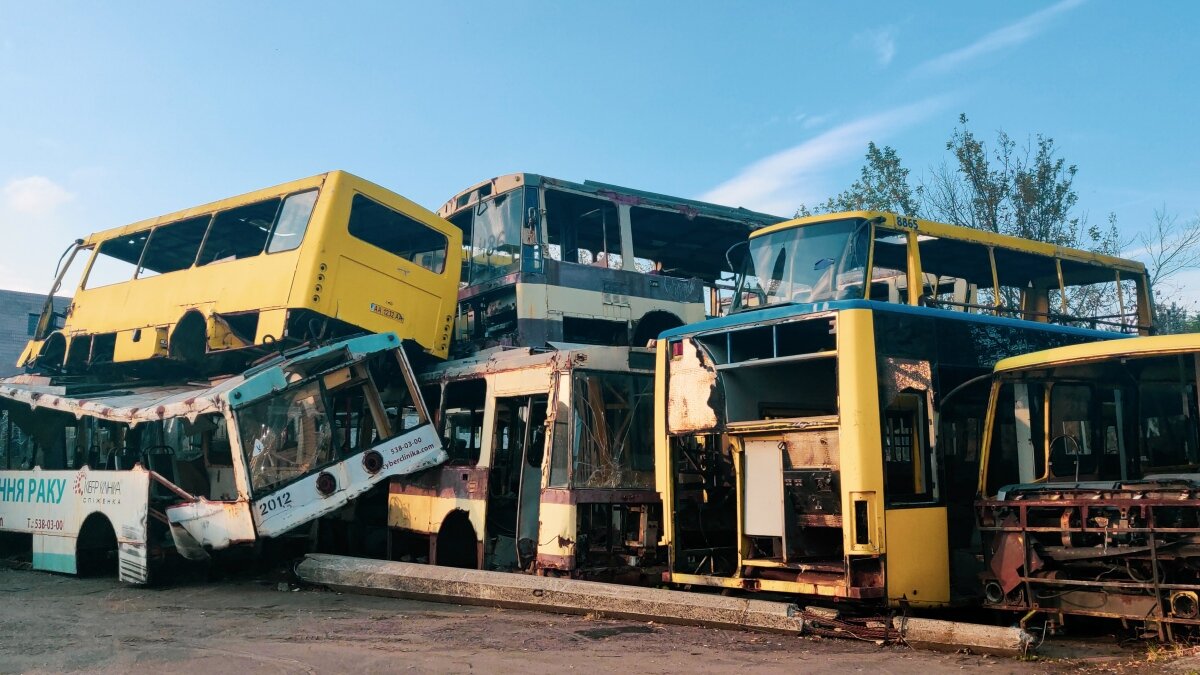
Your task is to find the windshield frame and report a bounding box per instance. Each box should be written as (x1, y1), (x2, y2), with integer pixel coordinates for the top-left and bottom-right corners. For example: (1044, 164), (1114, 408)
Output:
(732, 217), (872, 312)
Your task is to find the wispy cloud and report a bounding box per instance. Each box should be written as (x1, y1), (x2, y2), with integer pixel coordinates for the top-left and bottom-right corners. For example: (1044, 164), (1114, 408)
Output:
(2, 176), (73, 217)
(915, 0), (1085, 76)
(700, 95), (954, 215)
(854, 26), (897, 67)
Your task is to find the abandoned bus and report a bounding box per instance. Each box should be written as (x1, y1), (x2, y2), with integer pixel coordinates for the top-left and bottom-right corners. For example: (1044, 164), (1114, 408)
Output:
(389, 345), (660, 577)
(21, 171), (462, 374)
(977, 335), (1200, 633)
(654, 211), (1152, 608)
(438, 173), (782, 355)
(730, 211), (1153, 333)
(0, 332), (445, 583)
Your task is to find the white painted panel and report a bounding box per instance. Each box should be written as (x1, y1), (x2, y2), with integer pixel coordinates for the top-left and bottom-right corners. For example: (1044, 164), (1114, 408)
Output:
(743, 442), (784, 537)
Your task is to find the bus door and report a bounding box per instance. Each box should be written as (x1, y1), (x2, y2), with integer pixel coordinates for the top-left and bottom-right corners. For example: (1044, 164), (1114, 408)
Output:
(486, 394), (548, 570)
(879, 363), (950, 606)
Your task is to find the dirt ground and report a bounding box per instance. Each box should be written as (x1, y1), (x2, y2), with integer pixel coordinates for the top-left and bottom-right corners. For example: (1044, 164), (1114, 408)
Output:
(0, 567), (1197, 674)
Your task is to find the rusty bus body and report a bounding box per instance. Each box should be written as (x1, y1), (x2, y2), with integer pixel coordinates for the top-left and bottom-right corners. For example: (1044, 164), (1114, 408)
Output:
(438, 173), (782, 356)
(977, 336), (1200, 634)
(0, 333), (445, 582)
(388, 345), (660, 578)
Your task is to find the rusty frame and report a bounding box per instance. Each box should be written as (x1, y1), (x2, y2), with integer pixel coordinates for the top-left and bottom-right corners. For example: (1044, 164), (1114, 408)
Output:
(978, 483), (1200, 631)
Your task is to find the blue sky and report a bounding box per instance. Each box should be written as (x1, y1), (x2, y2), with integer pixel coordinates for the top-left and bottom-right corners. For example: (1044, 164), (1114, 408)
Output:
(1, 1), (1197, 296)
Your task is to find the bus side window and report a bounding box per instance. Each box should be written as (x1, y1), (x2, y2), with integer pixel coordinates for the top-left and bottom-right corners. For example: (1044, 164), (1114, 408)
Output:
(441, 380), (485, 466)
(348, 193), (448, 274)
(197, 198), (280, 265)
(266, 190), (318, 254)
(137, 215), (212, 278)
(882, 390), (935, 504)
(83, 232), (150, 289)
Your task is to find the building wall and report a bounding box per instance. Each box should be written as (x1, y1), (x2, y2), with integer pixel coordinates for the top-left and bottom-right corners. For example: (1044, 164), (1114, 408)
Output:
(0, 289), (70, 377)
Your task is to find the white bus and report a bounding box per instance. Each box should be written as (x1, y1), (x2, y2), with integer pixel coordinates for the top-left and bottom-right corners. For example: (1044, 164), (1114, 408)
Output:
(0, 332), (445, 583)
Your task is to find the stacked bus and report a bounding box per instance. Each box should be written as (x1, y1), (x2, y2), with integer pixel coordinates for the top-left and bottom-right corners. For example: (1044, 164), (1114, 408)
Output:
(382, 174), (774, 579)
(437, 173), (781, 355)
(0, 333), (444, 583)
(976, 335), (1200, 636)
(654, 211), (1153, 607)
(21, 171), (462, 375)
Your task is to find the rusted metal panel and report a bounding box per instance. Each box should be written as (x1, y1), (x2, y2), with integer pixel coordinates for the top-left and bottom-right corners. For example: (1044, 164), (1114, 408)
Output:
(667, 339), (720, 433)
(977, 478), (1200, 628)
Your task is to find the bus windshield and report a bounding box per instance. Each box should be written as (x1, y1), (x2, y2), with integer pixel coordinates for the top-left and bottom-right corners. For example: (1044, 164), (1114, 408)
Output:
(733, 218), (868, 310)
(571, 370), (654, 489)
(985, 353), (1200, 494)
(470, 189), (525, 284)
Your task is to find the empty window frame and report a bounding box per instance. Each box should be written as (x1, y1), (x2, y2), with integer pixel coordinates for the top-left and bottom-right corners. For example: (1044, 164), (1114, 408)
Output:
(197, 199), (279, 265)
(136, 215), (211, 278)
(348, 193), (448, 273)
(83, 232), (150, 289)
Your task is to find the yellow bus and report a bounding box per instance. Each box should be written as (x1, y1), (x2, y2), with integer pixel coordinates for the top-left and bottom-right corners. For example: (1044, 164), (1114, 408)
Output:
(655, 211), (1150, 608)
(438, 173), (781, 355)
(389, 345), (660, 577)
(976, 335), (1200, 634)
(21, 171), (462, 373)
(730, 210), (1153, 333)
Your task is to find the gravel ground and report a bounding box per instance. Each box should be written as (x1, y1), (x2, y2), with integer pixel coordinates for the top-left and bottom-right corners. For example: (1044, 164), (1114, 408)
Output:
(0, 566), (1193, 674)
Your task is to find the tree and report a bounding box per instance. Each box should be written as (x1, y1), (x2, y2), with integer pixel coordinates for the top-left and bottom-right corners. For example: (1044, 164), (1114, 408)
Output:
(797, 142), (920, 218)
(805, 114), (1200, 332)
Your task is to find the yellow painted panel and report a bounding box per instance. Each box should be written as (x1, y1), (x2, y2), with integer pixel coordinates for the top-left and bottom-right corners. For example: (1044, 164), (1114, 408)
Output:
(112, 327), (166, 362)
(884, 506), (950, 606)
(388, 493), (434, 532)
(536, 502), (576, 557)
(836, 309), (885, 554)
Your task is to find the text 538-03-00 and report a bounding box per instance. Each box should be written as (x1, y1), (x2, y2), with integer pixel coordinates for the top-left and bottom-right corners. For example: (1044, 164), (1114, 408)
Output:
(27, 518), (64, 531)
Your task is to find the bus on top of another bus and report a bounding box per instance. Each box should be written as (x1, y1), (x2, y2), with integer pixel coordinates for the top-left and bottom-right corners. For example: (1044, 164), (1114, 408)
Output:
(730, 210), (1153, 334)
(438, 173), (782, 356)
(21, 171), (462, 375)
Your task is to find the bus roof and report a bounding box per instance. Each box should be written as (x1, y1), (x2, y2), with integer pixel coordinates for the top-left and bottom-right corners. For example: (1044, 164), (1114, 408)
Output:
(0, 332), (403, 423)
(751, 210), (1147, 275)
(80, 170), (400, 245)
(437, 171), (783, 226)
(994, 333), (1200, 375)
(656, 298), (1127, 342)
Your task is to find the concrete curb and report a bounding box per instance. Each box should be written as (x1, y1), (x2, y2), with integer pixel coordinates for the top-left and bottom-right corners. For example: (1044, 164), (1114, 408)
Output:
(295, 553), (1032, 657)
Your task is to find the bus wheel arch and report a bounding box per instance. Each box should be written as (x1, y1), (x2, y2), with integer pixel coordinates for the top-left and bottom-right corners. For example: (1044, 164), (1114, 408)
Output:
(170, 311), (208, 365)
(35, 331), (68, 370)
(631, 310), (685, 347)
(434, 510), (479, 569)
(76, 512), (118, 577)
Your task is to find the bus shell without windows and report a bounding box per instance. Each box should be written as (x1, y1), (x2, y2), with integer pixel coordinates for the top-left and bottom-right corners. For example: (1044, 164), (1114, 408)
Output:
(21, 171), (462, 374)
(731, 210), (1153, 334)
(976, 335), (1200, 633)
(389, 345), (660, 577)
(654, 210), (1153, 607)
(438, 173), (782, 356)
(0, 333), (445, 583)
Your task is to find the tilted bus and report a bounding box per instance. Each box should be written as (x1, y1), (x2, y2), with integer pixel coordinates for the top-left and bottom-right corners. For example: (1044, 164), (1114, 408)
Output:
(654, 211), (1152, 608)
(389, 345), (659, 577)
(977, 335), (1200, 636)
(438, 173), (782, 355)
(0, 333), (445, 582)
(21, 171), (462, 374)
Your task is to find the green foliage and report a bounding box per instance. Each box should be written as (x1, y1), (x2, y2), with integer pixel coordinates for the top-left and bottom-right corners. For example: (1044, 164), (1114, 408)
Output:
(796, 142), (920, 218)
(808, 113), (1200, 332)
